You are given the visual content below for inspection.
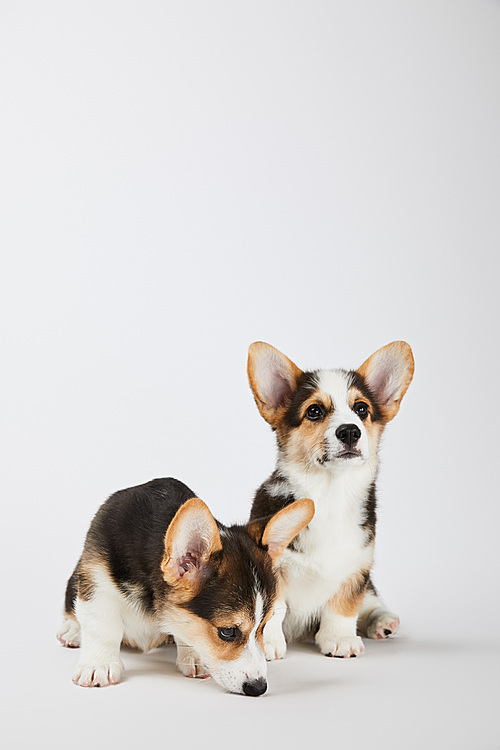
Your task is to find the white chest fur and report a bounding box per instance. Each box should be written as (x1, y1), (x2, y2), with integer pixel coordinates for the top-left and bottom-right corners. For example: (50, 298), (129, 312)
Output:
(277, 461), (376, 638)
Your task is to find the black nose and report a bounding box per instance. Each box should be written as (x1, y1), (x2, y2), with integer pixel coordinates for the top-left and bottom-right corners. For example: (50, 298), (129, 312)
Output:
(242, 677), (267, 697)
(335, 423), (361, 448)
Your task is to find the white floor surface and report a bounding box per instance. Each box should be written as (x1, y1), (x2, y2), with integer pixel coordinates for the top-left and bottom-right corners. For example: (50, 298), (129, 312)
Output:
(4, 617), (498, 750)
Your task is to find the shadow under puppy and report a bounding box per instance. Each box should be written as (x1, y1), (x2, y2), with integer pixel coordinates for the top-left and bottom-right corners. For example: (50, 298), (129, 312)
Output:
(57, 477), (314, 696)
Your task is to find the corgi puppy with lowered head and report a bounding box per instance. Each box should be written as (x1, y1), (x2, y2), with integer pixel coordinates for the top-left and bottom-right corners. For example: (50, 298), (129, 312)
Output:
(57, 477), (314, 695)
(247, 341), (414, 660)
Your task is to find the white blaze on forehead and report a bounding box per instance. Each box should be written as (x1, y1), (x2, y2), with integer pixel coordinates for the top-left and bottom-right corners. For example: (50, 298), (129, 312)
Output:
(246, 579), (265, 655)
(243, 590), (265, 666)
(317, 369), (351, 410)
(250, 565), (266, 626)
(253, 591), (264, 629)
(315, 369), (370, 463)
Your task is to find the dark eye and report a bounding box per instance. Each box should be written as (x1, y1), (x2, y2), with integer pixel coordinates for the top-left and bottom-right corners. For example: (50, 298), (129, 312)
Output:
(353, 402), (369, 420)
(217, 627), (239, 642)
(305, 404), (324, 421)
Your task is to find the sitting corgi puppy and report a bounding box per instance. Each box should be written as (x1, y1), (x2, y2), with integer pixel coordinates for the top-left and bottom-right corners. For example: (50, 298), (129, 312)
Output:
(57, 477), (313, 695)
(247, 341), (414, 660)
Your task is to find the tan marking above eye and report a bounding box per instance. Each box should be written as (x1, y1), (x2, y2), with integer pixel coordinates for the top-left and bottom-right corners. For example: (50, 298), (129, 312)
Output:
(212, 611), (251, 632)
(348, 388), (372, 415)
(300, 392), (333, 420)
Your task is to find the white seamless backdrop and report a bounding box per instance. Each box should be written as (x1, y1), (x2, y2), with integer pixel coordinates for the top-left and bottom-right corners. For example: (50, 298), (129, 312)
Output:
(1, 2), (499, 749)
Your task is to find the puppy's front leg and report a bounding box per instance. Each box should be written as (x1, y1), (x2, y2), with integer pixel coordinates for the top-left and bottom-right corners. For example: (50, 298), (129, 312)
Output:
(175, 638), (209, 679)
(73, 594), (124, 687)
(263, 598), (288, 661)
(315, 571), (368, 658)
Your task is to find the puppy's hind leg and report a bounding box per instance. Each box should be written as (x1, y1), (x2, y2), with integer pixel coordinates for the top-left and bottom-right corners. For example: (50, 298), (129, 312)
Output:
(57, 568), (81, 647)
(357, 577), (400, 640)
(72, 569), (125, 687)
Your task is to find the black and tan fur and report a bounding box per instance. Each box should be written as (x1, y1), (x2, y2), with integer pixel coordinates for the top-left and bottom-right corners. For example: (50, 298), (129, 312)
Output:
(57, 477), (314, 694)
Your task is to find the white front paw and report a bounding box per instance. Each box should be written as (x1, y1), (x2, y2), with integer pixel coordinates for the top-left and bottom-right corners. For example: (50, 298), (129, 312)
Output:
(73, 659), (124, 687)
(366, 612), (400, 639)
(264, 631), (287, 661)
(176, 644), (209, 679)
(263, 620), (287, 661)
(56, 618), (81, 648)
(317, 634), (365, 658)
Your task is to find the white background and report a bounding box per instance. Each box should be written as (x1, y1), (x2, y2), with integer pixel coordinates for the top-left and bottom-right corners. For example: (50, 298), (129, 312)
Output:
(1, 1), (499, 748)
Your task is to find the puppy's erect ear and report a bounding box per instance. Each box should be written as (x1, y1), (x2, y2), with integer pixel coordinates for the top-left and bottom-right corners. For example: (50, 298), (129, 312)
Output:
(161, 498), (222, 588)
(247, 342), (303, 427)
(357, 341), (414, 422)
(247, 498), (315, 563)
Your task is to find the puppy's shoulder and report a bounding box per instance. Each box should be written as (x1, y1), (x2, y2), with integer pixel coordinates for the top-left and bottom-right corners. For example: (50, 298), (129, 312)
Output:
(250, 470), (297, 520)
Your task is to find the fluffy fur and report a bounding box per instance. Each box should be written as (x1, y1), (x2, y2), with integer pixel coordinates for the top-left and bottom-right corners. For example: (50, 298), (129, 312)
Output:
(57, 477), (314, 694)
(247, 341), (414, 659)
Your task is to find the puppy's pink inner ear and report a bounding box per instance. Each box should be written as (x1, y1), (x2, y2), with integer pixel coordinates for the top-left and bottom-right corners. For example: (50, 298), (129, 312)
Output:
(266, 369), (295, 409)
(174, 548), (206, 578)
(162, 498), (222, 584)
(164, 534), (213, 584)
(368, 361), (397, 405)
(366, 353), (413, 407)
(254, 349), (299, 409)
(358, 342), (414, 422)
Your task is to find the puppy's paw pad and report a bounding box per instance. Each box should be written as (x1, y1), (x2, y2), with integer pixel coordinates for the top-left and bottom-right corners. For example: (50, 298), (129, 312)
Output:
(56, 619), (81, 648)
(72, 660), (123, 687)
(366, 613), (400, 640)
(320, 636), (365, 658)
